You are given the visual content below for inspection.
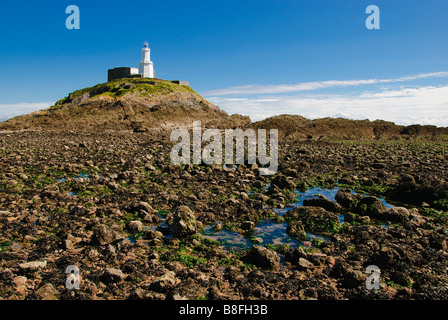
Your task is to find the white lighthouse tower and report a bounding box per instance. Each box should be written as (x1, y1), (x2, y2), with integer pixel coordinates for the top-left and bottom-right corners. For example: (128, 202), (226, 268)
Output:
(138, 42), (155, 78)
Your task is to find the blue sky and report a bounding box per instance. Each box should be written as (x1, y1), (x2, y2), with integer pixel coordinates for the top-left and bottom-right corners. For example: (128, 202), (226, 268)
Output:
(1, 0), (448, 125)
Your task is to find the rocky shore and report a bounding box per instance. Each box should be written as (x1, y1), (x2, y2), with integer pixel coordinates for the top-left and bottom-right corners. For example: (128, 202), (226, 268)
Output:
(0, 131), (447, 300)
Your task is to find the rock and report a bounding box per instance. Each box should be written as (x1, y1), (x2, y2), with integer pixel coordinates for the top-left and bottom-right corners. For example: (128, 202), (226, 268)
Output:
(356, 215), (371, 224)
(327, 256), (336, 266)
(409, 209), (425, 226)
(283, 168), (298, 177)
(143, 229), (164, 240)
(271, 174), (294, 190)
(19, 260), (47, 271)
(35, 283), (59, 300)
(286, 220), (306, 240)
(91, 224), (123, 245)
(429, 233), (447, 250)
(356, 196), (387, 219)
(69, 205), (90, 217)
(252, 180), (264, 189)
(342, 270), (367, 289)
(297, 257), (314, 269)
(372, 246), (401, 268)
(124, 201), (157, 219)
(372, 162), (386, 169)
(241, 221), (255, 231)
(86, 283), (99, 298)
(383, 207), (410, 223)
(133, 201), (157, 214)
(87, 248), (100, 261)
(100, 268), (127, 284)
(128, 288), (147, 300)
(180, 171), (191, 179)
(13, 276), (27, 296)
(251, 237), (263, 244)
(338, 178), (353, 185)
(361, 177), (374, 186)
(285, 246), (307, 265)
(63, 239), (74, 250)
(284, 206), (340, 234)
(150, 271), (180, 293)
(170, 205), (203, 238)
(353, 225), (376, 234)
(241, 245), (280, 270)
(335, 189), (362, 208)
(127, 220), (143, 234)
(13, 276), (27, 286)
(106, 244), (116, 256)
(389, 270), (414, 287)
(42, 184), (60, 194)
(344, 212), (356, 223)
(303, 196), (342, 213)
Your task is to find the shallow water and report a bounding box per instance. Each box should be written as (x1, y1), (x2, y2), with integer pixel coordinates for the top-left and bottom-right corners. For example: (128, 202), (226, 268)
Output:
(293, 187), (394, 209)
(76, 172), (89, 180)
(202, 187), (396, 250)
(202, 226), (252, 250)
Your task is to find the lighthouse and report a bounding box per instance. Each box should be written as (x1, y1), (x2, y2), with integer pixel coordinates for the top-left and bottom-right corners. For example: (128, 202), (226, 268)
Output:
(138, 42), (155, 78)
(107, 42), (161, 81)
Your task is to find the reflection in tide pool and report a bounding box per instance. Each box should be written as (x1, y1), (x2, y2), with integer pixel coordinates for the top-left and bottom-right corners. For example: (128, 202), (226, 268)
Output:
(202, 225), (252, 250)
(202, 220), (329, 250)
(293, 187), (393, 210)
(253, 220), (300, 247)
(202, 187), (395, 250)
(76, 172), (90, 180)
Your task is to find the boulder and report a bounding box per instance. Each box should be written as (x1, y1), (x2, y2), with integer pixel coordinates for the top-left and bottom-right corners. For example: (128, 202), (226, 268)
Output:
(126, 201), (157, 214)
(150, 271), (180, 293)
(170, 205), (203, 238)
(35, 283), (59, 300)
(383, 207), (410, 223)
(91, 224), (123, 246)
(63, 239), (74, 250)
(342, 270), (367, 289)
(100, 268), (127, 284)
(19, 261), (47, 271)
(335, 189), (363, 208)
(297, 257), (314, 270)
(371, 246), (401, 268)
(303, 196), (342, 213)
(286, 220), (306, 240)
(356, 196), (387, 219)
(0, 210), (14, 217)
(282, 168), (298, 178)
(271, 174), (294, 190)
(241, 245), (280, 270)
(284, 206), (340, 234)
(251, 180), (264, 189)
(241, 221), (255, 231)
(285, 246), (307, 265)
(13, 276), (27, 296)
(69, 205), (90, 217)
(126, 220), (143, 234)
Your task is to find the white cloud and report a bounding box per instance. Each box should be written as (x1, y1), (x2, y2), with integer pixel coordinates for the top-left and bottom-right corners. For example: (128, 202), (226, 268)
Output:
(207, 85), (448, 127)
(0, 102), (54, 122)
(203, 72), (448, 96)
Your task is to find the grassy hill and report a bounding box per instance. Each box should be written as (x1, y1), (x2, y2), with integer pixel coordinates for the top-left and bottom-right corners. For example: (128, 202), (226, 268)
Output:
(0, 78), (251, 133)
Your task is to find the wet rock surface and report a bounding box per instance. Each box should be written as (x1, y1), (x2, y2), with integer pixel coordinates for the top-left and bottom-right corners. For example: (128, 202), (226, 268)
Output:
(241, 245), (280, 270)
(0, 131), (447, 300)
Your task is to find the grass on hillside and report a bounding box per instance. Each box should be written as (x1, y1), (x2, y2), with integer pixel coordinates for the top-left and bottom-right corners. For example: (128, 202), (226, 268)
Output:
(54, 78), (198, 106)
